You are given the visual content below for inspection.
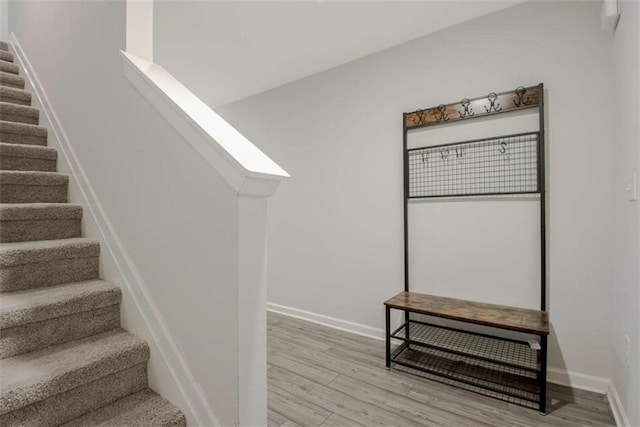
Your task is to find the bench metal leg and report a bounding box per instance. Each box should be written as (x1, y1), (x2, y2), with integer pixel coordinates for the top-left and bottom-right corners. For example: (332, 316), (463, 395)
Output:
(539, 334), (548, 415)
(385, 306), (391, 369)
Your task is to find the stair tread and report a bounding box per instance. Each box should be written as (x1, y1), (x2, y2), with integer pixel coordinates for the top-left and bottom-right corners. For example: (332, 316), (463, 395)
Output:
(0, 50), (14, 62)
(0, 86), (30, 101)
(0, 280), (121, 329)
(0, 120), (45, 136)
(0, 60), (19, 75)
(0, 102), (37, 117)
(0, 329), (149, 414)
(61, 389), (186, 427)
(0, 72), (24, 89)
(0, 142), (57, 160)
(0, 237), (99, 267)
(0, 203), (82, 220)
(0, 170), (67, 185)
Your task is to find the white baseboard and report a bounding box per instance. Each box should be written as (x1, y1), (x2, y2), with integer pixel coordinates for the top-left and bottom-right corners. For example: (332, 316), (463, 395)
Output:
(9, 34), (218, 427)
(546, 367), (610, 394)
(268, 302), (614, 396)
(608, 382), (632, 427)
(267, 302), (385, 341)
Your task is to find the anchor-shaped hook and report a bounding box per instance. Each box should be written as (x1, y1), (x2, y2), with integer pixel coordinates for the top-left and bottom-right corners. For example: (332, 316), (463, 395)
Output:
(455, 148), (464, 158)
(421, 152), (429, 163)
(440, 149), (450, 160)
(484, 93), (502, 113)
(458, 98), (474, 118)
(513, 86), (532, 107)
(436, 104), (449, 123)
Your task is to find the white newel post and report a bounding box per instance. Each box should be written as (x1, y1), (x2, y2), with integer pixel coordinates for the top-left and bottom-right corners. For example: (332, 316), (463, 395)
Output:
(238, 196), (270, 426)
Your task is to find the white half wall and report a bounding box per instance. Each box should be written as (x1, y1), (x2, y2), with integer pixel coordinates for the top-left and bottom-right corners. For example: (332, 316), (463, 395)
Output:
(8, 1), (285, 425)
(218, 0), (617, 385)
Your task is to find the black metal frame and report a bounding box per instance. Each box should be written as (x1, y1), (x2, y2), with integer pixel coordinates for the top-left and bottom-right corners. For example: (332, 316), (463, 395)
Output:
(391, 83), (548, 413)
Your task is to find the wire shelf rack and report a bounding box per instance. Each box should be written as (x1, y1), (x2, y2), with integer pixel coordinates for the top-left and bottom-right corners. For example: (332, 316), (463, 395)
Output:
(391, 343), (540, 408)
(408, 132), (540, 199)
(391, 321), (540, 372)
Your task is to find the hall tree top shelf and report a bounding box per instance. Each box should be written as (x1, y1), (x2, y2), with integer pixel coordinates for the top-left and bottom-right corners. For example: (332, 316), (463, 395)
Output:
(384, 292), (549, 335)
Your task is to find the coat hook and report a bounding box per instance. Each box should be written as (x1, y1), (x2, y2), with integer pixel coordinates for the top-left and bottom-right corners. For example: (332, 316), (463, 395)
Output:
(513, 86), (532, 107)
(436, 104), (449, 122)
(440, 149), (449, 160)
(458, 98), (474, 118)
(485, 93), (502, 113)
(498, 142), (508, 154)
(412, 109), (428, 126)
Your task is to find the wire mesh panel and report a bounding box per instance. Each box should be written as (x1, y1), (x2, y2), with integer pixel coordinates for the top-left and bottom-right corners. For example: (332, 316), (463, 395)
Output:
(408, 132), (540, 198)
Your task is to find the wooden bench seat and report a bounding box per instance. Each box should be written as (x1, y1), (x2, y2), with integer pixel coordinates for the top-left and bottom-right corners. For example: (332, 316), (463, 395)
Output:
(384, 291), (549, 335)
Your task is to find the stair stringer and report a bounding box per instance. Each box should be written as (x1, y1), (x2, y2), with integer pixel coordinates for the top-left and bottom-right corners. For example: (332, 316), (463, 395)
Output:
(8, 33), (218, 427)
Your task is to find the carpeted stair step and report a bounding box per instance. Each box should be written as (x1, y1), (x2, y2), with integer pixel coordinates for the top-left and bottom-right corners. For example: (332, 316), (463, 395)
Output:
(0, 204), (82, 243)
(0, 238), (99, 292)
(0, 50), (14, 63)
(61, 389), (187, 427)
(0, 280), (121, 358)
(0, 330), (149, 426)
(0, 103), (38, 125)
(0, 87), (30, 106)
(0, 143), (57, 172)
(0, 72), (25, 91)
(0, 42), (8, 52)
(0, 121), (47, 145)
(0, 171), (67, 203)
(0, 61), (19, 76)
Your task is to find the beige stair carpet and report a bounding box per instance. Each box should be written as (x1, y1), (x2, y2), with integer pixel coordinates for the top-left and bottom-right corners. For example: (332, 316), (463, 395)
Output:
(0, 41), (187, 426)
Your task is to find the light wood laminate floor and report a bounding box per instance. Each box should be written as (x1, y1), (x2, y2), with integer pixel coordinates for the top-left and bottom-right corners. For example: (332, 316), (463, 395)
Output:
(267, 312), (615, 427)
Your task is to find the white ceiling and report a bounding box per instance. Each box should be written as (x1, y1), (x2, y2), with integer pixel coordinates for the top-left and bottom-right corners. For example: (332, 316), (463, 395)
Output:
(154, 0), (528, 108)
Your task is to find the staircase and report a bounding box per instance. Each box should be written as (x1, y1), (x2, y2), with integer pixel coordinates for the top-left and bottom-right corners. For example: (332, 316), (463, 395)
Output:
(0, 41), (187, 426)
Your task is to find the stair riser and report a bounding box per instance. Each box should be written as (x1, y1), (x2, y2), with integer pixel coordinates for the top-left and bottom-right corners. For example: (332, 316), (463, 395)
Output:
(0, 219), (81, 243)
(0, 75), (24, 90)
(0, 51), (13, 62)
(0, 62), (19, 75)
(0, 305), (120, 359)
(0, 156), (56, 172)
(0, 184), (67, 203)
(0, 363), (147, 427)
(0, 112), (38, 125)
(0, 131), (46, 146)
(0, 257), (99, 292)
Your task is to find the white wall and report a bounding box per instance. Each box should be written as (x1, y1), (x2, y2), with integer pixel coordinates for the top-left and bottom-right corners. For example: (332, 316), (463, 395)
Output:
(611, 1), (640, 424)
(218, 0), (617, 385)
(0, 0), (8, 41)
(8, 2), (246, 425)
(152, 0), (526, 108)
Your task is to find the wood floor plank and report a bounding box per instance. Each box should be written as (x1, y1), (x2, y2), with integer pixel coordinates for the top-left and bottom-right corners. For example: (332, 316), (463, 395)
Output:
(269, 385), (332, 427)
(319, 413), (364, 427)
(269, 334), (415, 396)
(268, 408), (288, 427)
(268, 347), (340, 385)
(267, 312), (616, 427)
(328, 373), (494, 427)
(269, 366), (423, 427)
(268, 324), (334, 352)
